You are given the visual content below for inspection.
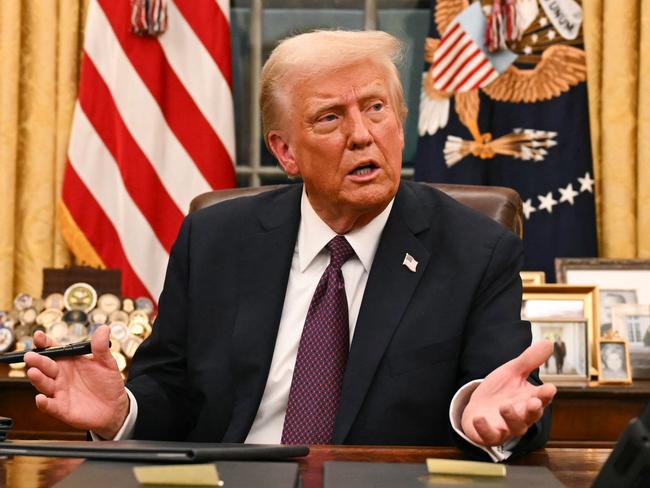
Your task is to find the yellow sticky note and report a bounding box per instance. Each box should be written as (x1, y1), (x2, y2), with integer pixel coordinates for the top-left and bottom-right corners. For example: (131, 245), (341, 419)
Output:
(426, 458), (506, 477)
(133, 463), (222, 486)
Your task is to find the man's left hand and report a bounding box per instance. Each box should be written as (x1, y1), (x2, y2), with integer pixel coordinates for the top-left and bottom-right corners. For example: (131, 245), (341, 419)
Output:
(461, 341), (557, 447)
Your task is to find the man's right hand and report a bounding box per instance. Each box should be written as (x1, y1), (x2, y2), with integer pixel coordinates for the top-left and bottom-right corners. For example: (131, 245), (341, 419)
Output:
(24, 325), (130, 439)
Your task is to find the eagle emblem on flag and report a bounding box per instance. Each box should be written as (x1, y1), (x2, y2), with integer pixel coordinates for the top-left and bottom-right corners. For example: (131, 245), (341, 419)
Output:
(419, 0), (586, 167)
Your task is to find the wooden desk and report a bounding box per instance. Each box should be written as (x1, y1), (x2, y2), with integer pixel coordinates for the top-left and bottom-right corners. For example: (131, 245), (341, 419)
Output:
(0, 446), (610, 488)
(549, 381), (650, 447)
(0, 367), (85, 440)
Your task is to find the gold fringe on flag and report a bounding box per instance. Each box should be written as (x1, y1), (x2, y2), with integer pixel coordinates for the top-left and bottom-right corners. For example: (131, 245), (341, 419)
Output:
(57, 199), (106, 268)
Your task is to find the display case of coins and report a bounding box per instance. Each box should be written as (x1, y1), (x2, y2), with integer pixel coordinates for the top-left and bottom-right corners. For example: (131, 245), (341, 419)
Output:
(0, 268), (155, 378)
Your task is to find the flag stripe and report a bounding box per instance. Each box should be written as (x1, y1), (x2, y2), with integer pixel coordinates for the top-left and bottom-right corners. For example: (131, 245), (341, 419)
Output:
(434, 38), (474, 90)
(432, 37), (465, 81)
(433, 36), (472, 84)
(439, 44), (481, 92)
(473, 68), (498, 90)
(160, 0), (236, 162)
(84, 3), (213, 211)
(443, 50), (484, 92)
(95, 0), (234, 192)
(62, 165), (152, 300)
(68, 104), (168, 299)
(456, 58), (495, 92)
(78, 54), (184, 252)
(440, 22), (460, 45)
(173, 0), (232, 86)
(432, 24), (464, 71)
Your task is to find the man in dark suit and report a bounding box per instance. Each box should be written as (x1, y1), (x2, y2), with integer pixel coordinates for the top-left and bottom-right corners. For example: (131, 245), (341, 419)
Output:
(24, 30), (555, 461)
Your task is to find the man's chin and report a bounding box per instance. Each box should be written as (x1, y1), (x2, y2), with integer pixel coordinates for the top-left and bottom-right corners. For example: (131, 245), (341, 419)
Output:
(340, 186), (396, 216)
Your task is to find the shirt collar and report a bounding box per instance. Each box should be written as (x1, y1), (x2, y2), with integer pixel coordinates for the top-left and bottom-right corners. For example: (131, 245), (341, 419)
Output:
(297, 186), (394, 272)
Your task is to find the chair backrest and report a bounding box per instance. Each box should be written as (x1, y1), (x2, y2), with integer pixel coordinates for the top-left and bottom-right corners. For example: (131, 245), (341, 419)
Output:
(189, 182), (524, 238)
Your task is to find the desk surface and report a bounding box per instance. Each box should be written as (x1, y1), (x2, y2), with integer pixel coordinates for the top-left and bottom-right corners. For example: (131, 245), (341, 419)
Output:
(0, 446), (609, 488)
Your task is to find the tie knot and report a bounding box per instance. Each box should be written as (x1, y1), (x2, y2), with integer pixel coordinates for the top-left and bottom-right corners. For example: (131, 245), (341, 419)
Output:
(326, 235), (355, 270)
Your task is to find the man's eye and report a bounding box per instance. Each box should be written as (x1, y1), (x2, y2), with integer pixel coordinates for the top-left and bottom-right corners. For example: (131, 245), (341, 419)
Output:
(317, 114), (338, 123)
(369, 102), (384, 112)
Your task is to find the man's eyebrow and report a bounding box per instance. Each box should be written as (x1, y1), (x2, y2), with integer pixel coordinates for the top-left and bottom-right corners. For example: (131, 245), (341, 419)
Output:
(305, 98), (342, 115)
(305, 84), (389, 114)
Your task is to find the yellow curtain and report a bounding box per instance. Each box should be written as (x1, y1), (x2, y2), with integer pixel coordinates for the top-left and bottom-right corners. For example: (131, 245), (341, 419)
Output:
(0, 1), (88, 309)
(584, 0), (650, 257)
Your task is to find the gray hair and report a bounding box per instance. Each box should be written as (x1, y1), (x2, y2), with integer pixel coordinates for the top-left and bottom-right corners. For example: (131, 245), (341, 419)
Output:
(260, 30), (407, 143)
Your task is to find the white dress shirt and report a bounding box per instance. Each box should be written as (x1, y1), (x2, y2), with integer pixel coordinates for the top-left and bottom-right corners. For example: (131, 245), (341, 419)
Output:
(103, 188), (516, 461)
(245, 189), (394, 443)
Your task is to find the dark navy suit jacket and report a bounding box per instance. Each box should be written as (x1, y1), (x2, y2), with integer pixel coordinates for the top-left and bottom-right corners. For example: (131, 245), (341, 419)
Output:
(126, 181), (550, 458)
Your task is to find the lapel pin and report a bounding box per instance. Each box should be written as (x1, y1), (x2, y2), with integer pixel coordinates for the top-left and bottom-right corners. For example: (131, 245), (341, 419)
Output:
(402, 253), (418, 273)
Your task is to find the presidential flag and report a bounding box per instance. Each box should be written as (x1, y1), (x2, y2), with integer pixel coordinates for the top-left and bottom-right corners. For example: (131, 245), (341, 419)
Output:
(59, 0), (236, 301)
(414, 0), (597, 281)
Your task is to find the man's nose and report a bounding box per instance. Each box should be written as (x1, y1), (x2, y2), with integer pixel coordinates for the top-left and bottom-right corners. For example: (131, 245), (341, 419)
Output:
(345, 108), (373, 150)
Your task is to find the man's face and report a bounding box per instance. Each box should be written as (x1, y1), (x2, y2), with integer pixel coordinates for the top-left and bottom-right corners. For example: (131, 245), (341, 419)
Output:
(269, 61), (404, 230)
(604, 349), (623, 372)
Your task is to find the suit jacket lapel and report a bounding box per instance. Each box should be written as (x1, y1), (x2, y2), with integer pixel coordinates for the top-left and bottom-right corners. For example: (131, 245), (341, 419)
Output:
(333, 182), (432, 443)
(222, 184), (302, 442)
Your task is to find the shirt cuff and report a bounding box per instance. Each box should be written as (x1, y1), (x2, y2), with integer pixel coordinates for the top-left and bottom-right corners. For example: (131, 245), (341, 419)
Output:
(90, 388), (138, 441)
(449, 379), (520, 462)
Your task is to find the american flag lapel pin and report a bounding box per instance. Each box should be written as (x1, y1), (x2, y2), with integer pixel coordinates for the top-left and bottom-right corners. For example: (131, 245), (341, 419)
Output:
(402, 253), (418, 273)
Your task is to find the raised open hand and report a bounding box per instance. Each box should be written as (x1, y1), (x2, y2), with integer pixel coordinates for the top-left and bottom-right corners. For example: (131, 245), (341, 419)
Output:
(461, 340), (557, 447)
(24, 325), (129, 439)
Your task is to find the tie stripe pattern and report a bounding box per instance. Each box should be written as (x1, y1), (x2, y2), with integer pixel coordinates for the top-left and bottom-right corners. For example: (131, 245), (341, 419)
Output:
(281, 236), (355, 444)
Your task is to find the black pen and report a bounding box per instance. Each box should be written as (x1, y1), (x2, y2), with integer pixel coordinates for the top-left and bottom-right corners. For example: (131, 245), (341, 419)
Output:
(0, 341), (106, 364)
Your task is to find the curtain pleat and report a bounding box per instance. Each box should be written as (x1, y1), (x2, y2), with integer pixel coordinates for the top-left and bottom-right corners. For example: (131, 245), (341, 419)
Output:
(584, 0), (648, 258)
(0, 1), (87, 309)
(637, 0), (650, 257)
(0, 1), (24, 309)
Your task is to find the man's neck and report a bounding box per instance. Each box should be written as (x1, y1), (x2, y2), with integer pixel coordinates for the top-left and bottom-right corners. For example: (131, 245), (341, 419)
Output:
(306, 197), (392, 235)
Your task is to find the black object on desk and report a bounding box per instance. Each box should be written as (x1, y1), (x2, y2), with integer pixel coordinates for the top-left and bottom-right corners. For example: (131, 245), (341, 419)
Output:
(0, 440), (309, 462)
(55, 460), (300, 488)
(323, 461), (565, 488)
(592, 402), (650, 488)
(0, 416), (11, 442)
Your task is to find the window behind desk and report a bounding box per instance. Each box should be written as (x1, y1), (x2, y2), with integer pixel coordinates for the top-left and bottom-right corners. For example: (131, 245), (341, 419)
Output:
(229, 0), (430, 186)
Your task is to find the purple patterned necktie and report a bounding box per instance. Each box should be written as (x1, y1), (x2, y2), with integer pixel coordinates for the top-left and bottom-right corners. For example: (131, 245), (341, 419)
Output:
(281, 235), (355, 444)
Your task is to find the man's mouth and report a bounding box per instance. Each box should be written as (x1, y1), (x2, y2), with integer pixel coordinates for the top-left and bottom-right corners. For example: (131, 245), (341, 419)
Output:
(350, 163), (378, 176)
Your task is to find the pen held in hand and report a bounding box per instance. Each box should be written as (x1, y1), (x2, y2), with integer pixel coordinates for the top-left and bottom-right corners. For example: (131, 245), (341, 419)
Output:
(0, 340), (109, 364)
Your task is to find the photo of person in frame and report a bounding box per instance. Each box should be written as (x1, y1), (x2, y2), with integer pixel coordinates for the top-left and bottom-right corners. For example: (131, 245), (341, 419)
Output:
(531, 321), (588, 380)
(600, 289), (638, 335)
(612, 304), (650, 379)
(599, 342), (630, 382)
(553, 335), (567, 374)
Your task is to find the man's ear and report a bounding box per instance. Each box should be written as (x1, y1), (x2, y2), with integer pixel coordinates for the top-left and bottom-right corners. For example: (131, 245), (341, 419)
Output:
(268, 131), (300, 177)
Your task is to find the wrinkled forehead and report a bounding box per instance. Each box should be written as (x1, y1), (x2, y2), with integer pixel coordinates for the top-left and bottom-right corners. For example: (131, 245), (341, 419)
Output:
(281, 60), (399, 114)
(300, 78), (389, 109)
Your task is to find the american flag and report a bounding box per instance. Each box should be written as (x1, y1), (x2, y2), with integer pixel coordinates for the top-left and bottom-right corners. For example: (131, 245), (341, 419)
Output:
(59, 0), (236, 302)
(432, 23), (498, 93)
(432, 2), (512, 93)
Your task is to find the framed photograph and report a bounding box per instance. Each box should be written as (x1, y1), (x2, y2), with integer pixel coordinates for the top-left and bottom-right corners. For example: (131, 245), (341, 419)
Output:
(531, 319), (589, 381)
(600, 289), (638, 335)
(612, 304), (650, 379)
(597, 339), (632, 384)
(555, 258), (650, 335)
(522, 285), (599, 373)
(520, 271), (546, 285)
